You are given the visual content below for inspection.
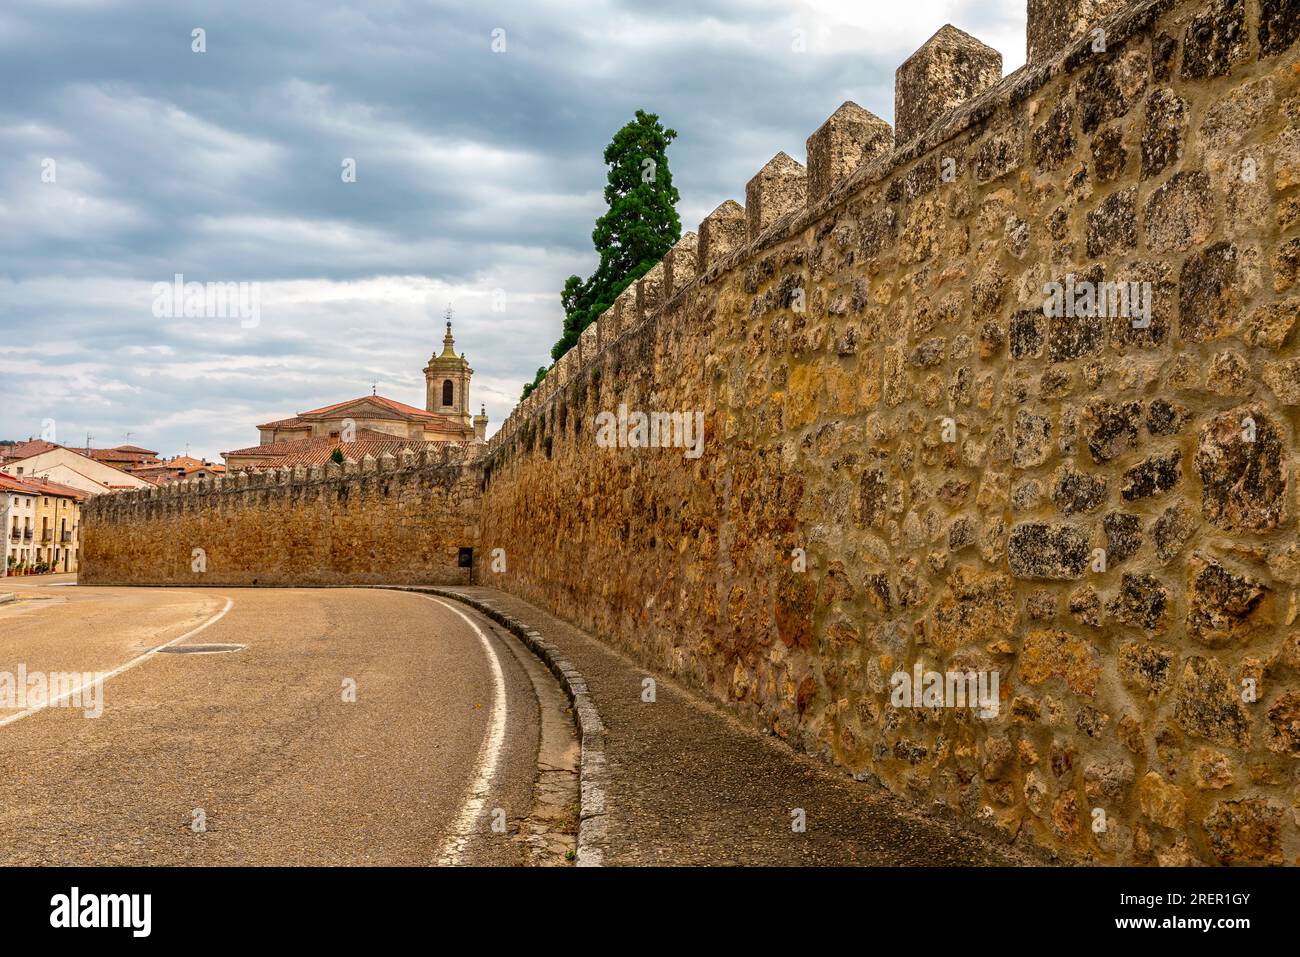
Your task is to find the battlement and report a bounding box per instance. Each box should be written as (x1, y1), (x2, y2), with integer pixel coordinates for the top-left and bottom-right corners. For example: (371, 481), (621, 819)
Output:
(487, 0), (1201, 462)
(82, 444), (481, 587)
(86, 444), (479, 522)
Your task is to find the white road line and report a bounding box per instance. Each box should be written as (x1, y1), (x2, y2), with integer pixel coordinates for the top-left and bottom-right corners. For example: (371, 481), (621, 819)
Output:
(421, 595), (509, 867)
(0, 597), (234, 730)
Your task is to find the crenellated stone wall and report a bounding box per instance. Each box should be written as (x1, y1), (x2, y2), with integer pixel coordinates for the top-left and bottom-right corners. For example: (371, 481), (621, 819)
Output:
(81, 448), (481, 586)
(478, 0), (1300, 865)
(84, 0), (1300, 865)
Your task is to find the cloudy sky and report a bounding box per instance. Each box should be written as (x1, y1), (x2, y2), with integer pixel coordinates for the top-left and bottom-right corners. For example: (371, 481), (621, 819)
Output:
(0, 0), (1026, 460)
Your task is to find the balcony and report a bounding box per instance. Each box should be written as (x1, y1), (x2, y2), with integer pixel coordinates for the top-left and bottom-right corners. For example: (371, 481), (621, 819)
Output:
(40, 531), (52, 543)
(22, 529), (32, 540)
(61, 532), (73, 543)
(8, 529), (18, 542)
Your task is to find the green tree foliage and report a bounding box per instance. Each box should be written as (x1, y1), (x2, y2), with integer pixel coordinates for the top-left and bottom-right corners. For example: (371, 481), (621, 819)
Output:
(549, 110), (682, 363)
(520, 365), (548, 400)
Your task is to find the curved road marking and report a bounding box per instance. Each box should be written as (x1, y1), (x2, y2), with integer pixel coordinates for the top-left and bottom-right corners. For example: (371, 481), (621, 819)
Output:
(421, 595), (508, 867)
(0, 596), (234, 730)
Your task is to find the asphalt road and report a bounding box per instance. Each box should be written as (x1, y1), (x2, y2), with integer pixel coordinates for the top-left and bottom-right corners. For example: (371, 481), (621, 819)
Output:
(0, 578), (545, 865)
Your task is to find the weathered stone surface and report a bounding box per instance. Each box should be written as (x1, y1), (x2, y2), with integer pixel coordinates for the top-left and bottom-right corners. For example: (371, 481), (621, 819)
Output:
(895, 25), (1002, 144)
(1151, 503), (1196, 563)
(746, 153), (806, 240)
(976, 126), (1023, 184)
(1203, 799), (1284, 864)
(1179, 242), (1253, 342)
(1258, 0), (1300, 56)
(1050, 464), (1108, 514)
(1186, 556), (1272, 646)
(1193, 748), (1234, 789)
(1078, 46), (1147, 134)
(1140, 88), (1187, 178)
(1146, 399), (1190, 437)
(1082, 400), (1141, 462)
(1138, 771), (1186, 828)
(664, 231), (699, 296)
(1090, 126), (1127, 181)
(1174, 656), (1251, 747)
(1263, 357), (1300, 404)
(931, 565), (1017, 650)
(1119, 640), (1175, 697)
(1010, 310), (1045, 359)
(1120, 450), (1181, 501)
(1103, 511), (1142, 566)
(1008, 522), (1089, 579)
(1068, 584), (1101, 626)
(1193, 406), (1289, 531)
(1108, 573), (1170, 632)
(806, 102), (893, 204)
(1013, 409), (1053, 468)
(635, 261), (665, 320)
(1244, 299), (1298, 351)
(1145, 171), (1214, 252)
(1205, 349), (1251, 395)
(1266, 691), (1300, 756)
(1180, 0), (1249, 80)
(697, 200), (747, 270)
(1033, 97), (1075, 172)
(1020, 628), (1101, 695)
(1027, 0), (1129, 63)
(1086, 187), (1136, 257)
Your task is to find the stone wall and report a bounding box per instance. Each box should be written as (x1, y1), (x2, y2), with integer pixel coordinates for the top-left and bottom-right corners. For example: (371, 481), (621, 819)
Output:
(81, 448), (481, 586)
(479, 0), (1300, 864)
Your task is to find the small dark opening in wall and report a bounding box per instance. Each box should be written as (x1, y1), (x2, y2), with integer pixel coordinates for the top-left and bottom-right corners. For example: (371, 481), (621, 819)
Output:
(458, 546), (473, 568)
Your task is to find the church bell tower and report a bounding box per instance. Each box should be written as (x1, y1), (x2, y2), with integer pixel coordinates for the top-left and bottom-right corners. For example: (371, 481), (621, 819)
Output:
(423, 310), (474, 429)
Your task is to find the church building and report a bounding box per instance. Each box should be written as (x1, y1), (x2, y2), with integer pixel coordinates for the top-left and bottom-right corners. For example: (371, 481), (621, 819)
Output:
(223, 320), (489, 470)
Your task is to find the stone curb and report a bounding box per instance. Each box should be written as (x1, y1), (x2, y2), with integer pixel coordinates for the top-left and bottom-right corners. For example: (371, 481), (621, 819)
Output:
(385, 585), (610, 867)
(0, 593), (15, 605)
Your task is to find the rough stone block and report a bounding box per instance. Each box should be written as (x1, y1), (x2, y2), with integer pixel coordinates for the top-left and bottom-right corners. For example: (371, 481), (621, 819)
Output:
(664, 231), (699, 296)
(745, 151), (806, 240)
(578, 321), (599, 364)
(597, 305), (616, 345)
(636, 261), (665, 319)
(1027, 0), (1129, 63)
(895, 25), (1002, 144)
(806, 101), (893, 204)
(614, 284), (638, 331)
(698, 200), (747, 271)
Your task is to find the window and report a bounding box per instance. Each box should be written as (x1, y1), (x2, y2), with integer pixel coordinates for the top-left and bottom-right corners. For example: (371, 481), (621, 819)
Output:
(442, 379), (454, 406)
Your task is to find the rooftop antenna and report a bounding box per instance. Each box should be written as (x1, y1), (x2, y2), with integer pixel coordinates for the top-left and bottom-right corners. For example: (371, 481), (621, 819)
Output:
(372, 381), (377, 396)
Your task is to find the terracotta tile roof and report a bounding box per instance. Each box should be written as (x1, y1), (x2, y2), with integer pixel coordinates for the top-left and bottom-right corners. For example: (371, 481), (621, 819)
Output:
(255, 395), (472, 433)
(255, 416), (310, 431)
(0, 472), (87, 500)
(3, 439), (61, 459)
(224, 430), (477, 468)
(0, 472), (39, 494)
(20, 477), (89, 501)
(300, 394), (443, 421)
(110, 445), (158, 455)
(76, 447), (159, 465)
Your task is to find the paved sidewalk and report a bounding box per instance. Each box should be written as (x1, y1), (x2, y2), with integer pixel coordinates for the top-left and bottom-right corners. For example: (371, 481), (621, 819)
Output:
(427, 585), (1033, 867)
